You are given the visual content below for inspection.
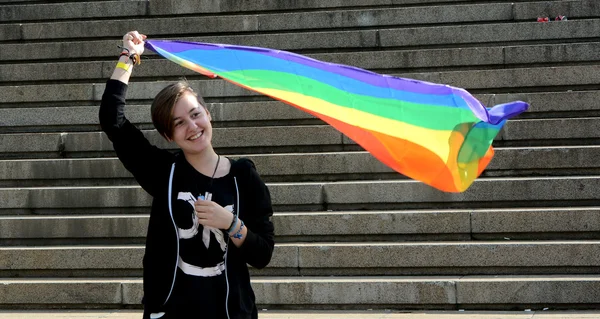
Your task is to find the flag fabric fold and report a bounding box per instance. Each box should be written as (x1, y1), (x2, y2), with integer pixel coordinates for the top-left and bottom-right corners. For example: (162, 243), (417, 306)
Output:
(145, 40), (528, 192)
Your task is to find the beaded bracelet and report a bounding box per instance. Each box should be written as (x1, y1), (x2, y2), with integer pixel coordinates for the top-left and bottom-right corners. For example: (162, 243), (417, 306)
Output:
(231, 220), (245, 239)
(117, 46), (140, 65)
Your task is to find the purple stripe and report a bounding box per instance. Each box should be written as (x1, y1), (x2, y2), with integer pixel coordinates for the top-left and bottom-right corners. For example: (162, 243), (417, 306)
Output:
(146, 40), (453, 96)
(147, 40), (528, 124)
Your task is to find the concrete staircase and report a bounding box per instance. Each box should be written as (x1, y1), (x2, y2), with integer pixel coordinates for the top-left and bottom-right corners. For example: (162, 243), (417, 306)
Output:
(1, 0), (600, 313)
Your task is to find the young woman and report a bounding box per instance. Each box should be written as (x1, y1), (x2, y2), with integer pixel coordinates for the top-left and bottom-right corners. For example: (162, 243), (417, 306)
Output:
(99, 31), (275, 319)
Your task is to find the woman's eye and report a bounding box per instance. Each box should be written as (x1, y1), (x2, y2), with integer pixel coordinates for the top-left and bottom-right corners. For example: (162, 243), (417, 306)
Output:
(192, 112), (201, 118)
(175, 121), (183, 127)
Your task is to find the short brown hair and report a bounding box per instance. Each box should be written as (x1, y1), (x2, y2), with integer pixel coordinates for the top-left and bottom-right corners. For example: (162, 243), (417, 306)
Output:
(151, 81), (207, 140)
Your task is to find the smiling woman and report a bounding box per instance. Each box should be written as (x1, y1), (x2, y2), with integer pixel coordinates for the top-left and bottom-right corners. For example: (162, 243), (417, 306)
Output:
(151, 82), (213, 155)
(169, 92), (212, 154)
(98, 31), (275, 319)
(150, 81), (207, 140)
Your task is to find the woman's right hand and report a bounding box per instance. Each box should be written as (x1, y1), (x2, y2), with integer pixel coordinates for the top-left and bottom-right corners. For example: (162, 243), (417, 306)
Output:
(122, 31), (147, 56)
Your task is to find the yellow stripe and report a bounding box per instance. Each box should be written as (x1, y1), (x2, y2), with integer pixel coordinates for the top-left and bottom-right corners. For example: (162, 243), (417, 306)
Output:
(259, 88), (458, 161)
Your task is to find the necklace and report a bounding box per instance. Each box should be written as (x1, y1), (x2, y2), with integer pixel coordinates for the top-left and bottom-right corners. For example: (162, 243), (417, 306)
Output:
(211, 155), (221, 180)
(205, 155), (220, 201)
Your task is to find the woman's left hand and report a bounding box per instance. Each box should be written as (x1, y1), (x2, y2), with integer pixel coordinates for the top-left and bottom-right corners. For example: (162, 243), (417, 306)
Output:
(194, 200), (234, 230)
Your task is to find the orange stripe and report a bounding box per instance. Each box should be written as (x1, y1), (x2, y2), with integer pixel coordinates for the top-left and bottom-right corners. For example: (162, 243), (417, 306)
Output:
(478, 147), (494, 176)
(311, 110), (460, 192)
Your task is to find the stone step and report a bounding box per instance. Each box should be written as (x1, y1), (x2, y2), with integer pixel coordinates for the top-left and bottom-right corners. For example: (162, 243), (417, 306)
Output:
(149, 0), (581, 18)
(4, 42), (600, 84)
(2, 207), (599, 243)
(398, 65), (600, 92)
(380, 19), (600, 49)
(2, 310), (600, 319)
(1, 146), (598, 187)
(0, 0), (38, 3)
(1, 117), (599, 159)
(1, 89), (598, 133)
(0, 276), (598, 309)
(2, 66), (599, 107)
(0, 102), (309, 133)
(5, 1), (597, 41)
(2, 20), (599, 62)
(1, 241), (599, 277)
(2, 0), (569, 23)
(0, 1), (148, 22)
(320, 177), (600, 211)
(0, 125), (347, 159)
(0, 177), (599, 214)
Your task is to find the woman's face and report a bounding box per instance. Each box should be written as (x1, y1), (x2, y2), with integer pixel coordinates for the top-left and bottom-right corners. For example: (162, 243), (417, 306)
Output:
(169, 91), (213, 155)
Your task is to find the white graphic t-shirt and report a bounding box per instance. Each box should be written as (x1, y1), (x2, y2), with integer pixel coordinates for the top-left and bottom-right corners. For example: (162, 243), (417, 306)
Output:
(176, 191), (233, 277)
(165, 159), (235, 317)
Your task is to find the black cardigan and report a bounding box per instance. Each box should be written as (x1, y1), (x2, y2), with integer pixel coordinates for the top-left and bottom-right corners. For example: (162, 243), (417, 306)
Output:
(99, 79), (275, 319)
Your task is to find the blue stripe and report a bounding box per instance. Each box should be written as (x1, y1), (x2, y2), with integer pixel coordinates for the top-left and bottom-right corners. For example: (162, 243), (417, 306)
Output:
(175, 48), (472, 110)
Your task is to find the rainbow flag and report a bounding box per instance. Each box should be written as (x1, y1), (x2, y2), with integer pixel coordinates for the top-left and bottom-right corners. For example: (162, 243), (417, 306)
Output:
(145, 40), (528, 192)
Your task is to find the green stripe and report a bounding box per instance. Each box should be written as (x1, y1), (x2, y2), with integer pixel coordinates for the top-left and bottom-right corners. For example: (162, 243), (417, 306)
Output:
(217, 67), (500, 162)
(458, 124), (500, 162)
(219, 69), (480, 131)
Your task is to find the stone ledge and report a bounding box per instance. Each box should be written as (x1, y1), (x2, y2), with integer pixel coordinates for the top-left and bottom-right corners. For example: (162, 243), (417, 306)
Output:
(1, 66), (597, 105)
(4, 43), (600, 83)
(0, 1), (147, 22)
(2, 208), (599, 240)
(323, 177), (600, 206)
(379, 20), (600, 47)
(1, 276), (599, 307)
(1, 90), (599, 130)
(0, 242), (598, 272)
(1, 146), (599, 181)
(0, 177), (598, 210)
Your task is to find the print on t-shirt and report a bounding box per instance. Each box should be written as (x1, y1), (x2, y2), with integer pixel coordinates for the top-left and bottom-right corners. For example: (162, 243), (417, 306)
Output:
(175, 191), (234, 277)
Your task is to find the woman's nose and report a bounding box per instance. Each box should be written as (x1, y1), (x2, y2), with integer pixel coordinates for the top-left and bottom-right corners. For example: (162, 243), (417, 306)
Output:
(187, 120), (198, 130)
